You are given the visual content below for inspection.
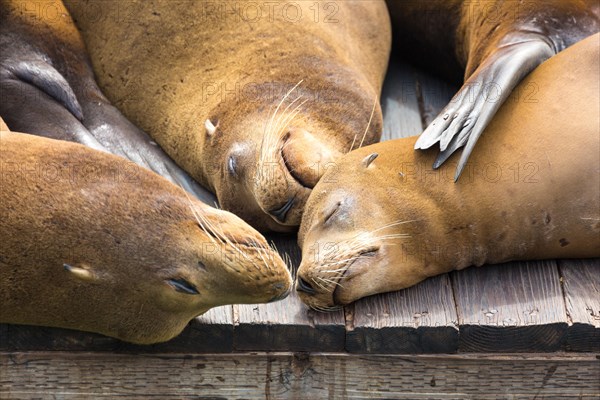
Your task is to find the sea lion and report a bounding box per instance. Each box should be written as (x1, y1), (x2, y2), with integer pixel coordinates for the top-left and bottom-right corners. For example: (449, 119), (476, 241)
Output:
(0, 122), (292, 344)
(386, 0), (600, 179)
(64, 0), (391, 231)
(295, 33), (600, 310)
(0, 0), (215, 204)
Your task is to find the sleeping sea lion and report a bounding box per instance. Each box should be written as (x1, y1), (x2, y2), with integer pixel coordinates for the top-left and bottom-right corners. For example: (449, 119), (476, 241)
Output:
(295, 32), (600, 309)
(64, 0), (391, 231)
(0, 120), (292, 343)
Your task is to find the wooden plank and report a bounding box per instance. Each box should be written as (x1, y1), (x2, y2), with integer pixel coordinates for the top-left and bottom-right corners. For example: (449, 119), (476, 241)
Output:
(346, 275), (459, 353)
(381, 58), (423, 141)
(414, 69), (460, 127)
(452, 260), (568, 352)
(234, 235), (345, 352)
(1, 352), (598, 399)
(0, 306), (234, 353)
(559, 259), (600, 352)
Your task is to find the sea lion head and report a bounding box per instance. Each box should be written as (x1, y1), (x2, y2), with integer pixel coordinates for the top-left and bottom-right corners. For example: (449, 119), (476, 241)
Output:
(50, 191), (293, 344)
(1, 131), (293, 344)
(295, 148), (430, 310)
(150, 198), (294, 307)
(196, 80), (382, 233)
(106, 195), (294, 343)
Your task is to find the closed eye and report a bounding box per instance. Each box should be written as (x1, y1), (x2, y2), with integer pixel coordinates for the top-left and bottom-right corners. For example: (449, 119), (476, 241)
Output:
(166, 278), (200, 295)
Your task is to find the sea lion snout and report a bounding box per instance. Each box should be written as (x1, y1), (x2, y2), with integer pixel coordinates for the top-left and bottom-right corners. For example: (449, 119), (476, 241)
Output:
(268, 282), (292, 302)
(295, 233), (385, 310)
(281, 128), (340, 189)
(258, 126), (341, 227)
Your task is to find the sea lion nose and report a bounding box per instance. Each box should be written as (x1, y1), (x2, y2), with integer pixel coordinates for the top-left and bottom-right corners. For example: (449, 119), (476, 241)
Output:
(281, 128), (340, 189)
(268, 282), (291, 302)
(295, 275), (316, 295)
(269, 197), (295, 223)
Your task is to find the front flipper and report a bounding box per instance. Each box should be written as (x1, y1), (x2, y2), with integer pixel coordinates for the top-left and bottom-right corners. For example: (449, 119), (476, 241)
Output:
(414, 37), (555, 181)
(0, 60), (106, 151)
(0, 60), (216, 205)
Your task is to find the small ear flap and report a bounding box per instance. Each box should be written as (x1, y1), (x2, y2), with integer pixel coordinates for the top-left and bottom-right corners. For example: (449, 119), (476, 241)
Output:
(362, 153), (378, 168)
(64, 263), (97, 282)
(204, 118), (218, 136)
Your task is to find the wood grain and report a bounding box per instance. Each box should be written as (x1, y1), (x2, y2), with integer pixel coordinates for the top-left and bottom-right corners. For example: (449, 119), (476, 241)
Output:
(452, 260), (568, 352)
(234, 235), (345, 352)
(414, 69), (460, 127)
(381, 58), (423, 140)
(346, 275), (459, 353)
(1, 352), (598, 399)
(558, 259), (600, 352)
(1, 39), (598, 357)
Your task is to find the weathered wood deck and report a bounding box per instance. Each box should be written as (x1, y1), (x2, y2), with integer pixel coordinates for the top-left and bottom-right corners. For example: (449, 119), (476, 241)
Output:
(1, 53), (599, 399)
(1, 352), (599, 399)
(1, 57), (598, 356)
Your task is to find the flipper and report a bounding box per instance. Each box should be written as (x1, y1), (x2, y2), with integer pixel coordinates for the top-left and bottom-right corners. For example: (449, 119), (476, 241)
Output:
(1, 59), (216, 204)
(10, 60), (84, 121)
(0, 60), (106, 151)
(0, 0), (216, 205)
(415, 36), (555, 181)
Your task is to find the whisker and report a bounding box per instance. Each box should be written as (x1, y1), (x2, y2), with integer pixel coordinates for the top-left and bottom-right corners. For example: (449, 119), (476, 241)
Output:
(318, 276), (345, 289)
(274, 98), (309, 142)
(369, 219), (416, 234)
(269, 95), (304, 151)
(314, 277), (336, 293)
(358, 95), (378, 149)
(180, 186), (220, 246)
(311, 276), (328, 291)
(262, 97), (308, 168)
(259, 103), (278, 159)
(262, 80), (304, 162)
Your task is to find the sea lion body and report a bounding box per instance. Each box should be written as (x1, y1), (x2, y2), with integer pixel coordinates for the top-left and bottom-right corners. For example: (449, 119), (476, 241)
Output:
(0, 123), (292, 344)
(387, 0), (600, 177)
(65, 0), (391, 231)
(296, 33), (600, 309)
(0, 0), (215, 203)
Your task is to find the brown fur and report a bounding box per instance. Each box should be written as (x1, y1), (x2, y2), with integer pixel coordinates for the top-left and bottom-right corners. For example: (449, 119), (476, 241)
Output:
(0, 122), (292, 343)
(64, 0), (391, 232)
(296, 33), (600, 309)
(1, 0), (215, 202)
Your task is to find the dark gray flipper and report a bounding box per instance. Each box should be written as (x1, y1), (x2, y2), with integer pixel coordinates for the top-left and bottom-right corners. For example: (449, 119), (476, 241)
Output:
(415, 37), (555, 181)
(0, 39), (216, 205)
(0, 62), (106, 151)
(11, 60), (84, 121)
